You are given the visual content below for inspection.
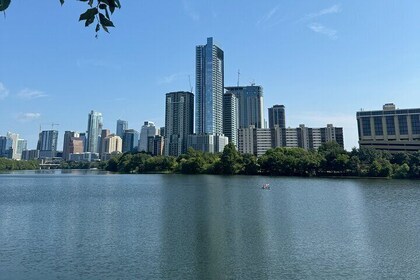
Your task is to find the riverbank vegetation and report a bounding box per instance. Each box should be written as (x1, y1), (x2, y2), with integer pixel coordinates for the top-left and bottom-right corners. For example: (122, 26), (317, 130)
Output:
(0, 158), (39, 171)
(104, 142), (420, 179)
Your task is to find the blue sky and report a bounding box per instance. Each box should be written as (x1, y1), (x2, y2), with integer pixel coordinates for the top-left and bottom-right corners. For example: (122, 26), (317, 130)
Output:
(1, 1), (420, 150)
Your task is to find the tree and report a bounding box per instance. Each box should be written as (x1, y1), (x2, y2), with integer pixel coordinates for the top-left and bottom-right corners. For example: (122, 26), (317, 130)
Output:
(1, 0), (121, 36)
(219, 143), (243, 175)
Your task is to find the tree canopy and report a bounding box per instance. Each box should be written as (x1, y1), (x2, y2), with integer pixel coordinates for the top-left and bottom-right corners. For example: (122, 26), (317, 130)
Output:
(0, 0), (121, 36)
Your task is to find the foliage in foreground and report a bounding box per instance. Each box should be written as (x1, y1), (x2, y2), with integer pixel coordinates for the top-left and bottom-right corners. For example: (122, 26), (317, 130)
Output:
(103, 142), (420, 179)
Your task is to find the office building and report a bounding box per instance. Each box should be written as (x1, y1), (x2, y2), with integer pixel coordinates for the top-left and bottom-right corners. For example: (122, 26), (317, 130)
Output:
(122, 129), (139, 153)
(223, 92), (239, 146)
(63, 131), (80, 160)
(139, 121), (157, 152)
(16, 139), (27, 160)
(116, 119), (128, 138)
(268, 105), (286, 129)
(196, 37), (224, 135)
(148, 135), (164, 156)
(87, 110), (103, 153)
(100, 129), (110, 156)
(0, 136), (12, 158)
(22, 149), (40, 161)
(225, 85), (264, 129)
(102, 134), (122, 160)
(6, 132), (19, 159)
(37, 130), (59, 158)
(357, 103), (420, 152)
(164, 91), (194, 156)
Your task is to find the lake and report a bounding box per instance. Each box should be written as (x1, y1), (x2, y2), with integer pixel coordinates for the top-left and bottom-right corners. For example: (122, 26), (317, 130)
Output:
(0, 170), (419, 279)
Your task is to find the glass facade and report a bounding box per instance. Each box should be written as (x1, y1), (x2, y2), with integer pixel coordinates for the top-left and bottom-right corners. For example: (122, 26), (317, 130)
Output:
(374, 116), (383, 136)
(362, 118), (371, 136)
(386, 116), (395, 135)
(411, 114), (420, 134)
(398, 115), (408, 135)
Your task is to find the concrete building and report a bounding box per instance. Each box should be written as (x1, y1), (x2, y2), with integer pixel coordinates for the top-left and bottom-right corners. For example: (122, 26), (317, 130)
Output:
(101, 134), (122, 160)
(225, 85), (264, 129)
(238, 126), (272, 157)
(357, 103), (420, 152)
(22, 149), (40, 161)
(86, 110), (103, 153)
(6, 132), (19, 159)
(196, 37), (224, 135)
(139, 121), (157, 152)
(69, 152), (99, 162)
(122, 129), (139, 153)
(223, 92), (239, 146)
(116, 119), (128, 138)
(187, 134), (228, 154)
(37, 130), (59, 159)
(239, 124), (344, 156)
(100, 129), (110, 156)
(164, 91), (194, 156)
(268, 105), (286, 129)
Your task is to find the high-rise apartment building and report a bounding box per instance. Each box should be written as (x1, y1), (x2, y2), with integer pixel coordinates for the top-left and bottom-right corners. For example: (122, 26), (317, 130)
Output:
(116, 119), (128, 138)
(164, 91), (194, 156)
(268, 105), (286, 129)
(87, 110), (103, 153)
(223, 92), (239, 146)
(100, 129), (110, 156)
(16, 139), (27, 160)
(6, 132), (19, 159)
(122, 129), (139, 153)
(225, 85), (264, 129)
(139, 121), (157, 152)
(0, 136), (12, 158)
(102, 134), (122, 160)
(37, 130), (59, 158)
(357, 103), (420, 152)
(196, 37), (224, 135)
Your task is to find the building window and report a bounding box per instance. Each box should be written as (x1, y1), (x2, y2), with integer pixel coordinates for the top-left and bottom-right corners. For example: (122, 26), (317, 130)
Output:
(386, 116), (395, 135)
(398, 115), (408, 135)
(362, 118), (371, 136)
(374, 117), (383, 136)
(411, 114), (420, 134)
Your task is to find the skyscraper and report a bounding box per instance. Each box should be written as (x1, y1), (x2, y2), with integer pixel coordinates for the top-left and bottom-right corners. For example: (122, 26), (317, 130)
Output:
(116, 119), (128, 138)
(122, 129), (139, 153)
(196, 37), (224, 135)
(86, 110), (103, 153)
(6, 132), (19, 159)
(139, 121), (157, 152)
(100, 129), (110, 156)
(37, 130), (59, 158)
(164, 91), (194, 156)
(225, 85), (264, 129)
(223, 92), (239, 146)
(268, 105), (286, 129)
(63, 131), (80, 160)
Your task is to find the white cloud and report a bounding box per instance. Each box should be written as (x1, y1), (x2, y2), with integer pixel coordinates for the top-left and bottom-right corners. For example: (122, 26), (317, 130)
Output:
(301, 4), (342, 21)
(158, 72), (189, 85)
(257, 4), (281, 26)
(17, 112), (41, 122)
(0, 82), (9, 100)
(182, 0), (200, 21)
(17, 88), (47, 100)
(308, 23), (338, 39)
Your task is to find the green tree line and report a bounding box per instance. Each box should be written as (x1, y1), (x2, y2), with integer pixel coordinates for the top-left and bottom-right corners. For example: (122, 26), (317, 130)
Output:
(0, 158), (39, 171)
(104, 142), (420, 179)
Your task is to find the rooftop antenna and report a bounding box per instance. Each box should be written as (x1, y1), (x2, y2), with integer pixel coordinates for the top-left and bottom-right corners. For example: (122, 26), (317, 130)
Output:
(188, 75), (193, 93)
(237, 69), (240, 87)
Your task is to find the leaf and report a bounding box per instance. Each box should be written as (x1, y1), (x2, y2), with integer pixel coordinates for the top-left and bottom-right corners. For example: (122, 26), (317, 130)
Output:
(99, 3), (107, 9)
(95, 23), (100, 32)
(59, 0), (65, 5)
(0, 0), (11, 12)
(85, 16), (95, 27)
(99, 13), (114, 27)
(79, 7), (98, 21)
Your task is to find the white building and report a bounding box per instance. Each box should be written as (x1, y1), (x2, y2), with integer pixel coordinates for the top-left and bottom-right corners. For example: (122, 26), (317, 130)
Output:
(139, 121), (157, 152)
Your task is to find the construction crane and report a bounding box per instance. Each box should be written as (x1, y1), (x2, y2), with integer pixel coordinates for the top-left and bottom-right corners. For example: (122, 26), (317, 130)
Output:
(188, 75), (193, 93)
(39, 123), (60, 132)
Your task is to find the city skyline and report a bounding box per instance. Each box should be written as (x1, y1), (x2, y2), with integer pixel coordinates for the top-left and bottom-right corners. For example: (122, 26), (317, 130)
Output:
(2, 1), (420, 150)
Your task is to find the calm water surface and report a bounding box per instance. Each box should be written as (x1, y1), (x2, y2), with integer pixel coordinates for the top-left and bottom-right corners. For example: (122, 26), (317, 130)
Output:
(0, 170), (419, 279)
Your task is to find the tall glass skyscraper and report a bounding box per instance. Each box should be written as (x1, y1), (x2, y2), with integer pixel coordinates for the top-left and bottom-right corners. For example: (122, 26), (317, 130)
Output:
(87, 110), (103, 153)
(225, 85), (264, 129)
(196, 37), (224, 135)
(37, 130), (58, 158)
(116, 119), (128, 138)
